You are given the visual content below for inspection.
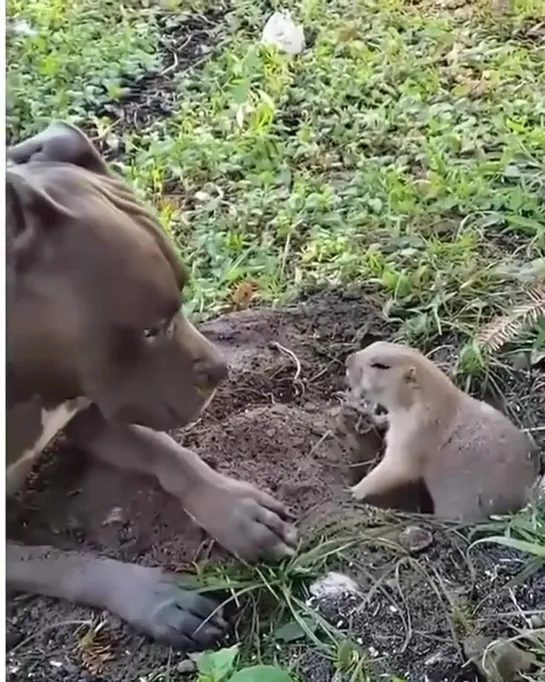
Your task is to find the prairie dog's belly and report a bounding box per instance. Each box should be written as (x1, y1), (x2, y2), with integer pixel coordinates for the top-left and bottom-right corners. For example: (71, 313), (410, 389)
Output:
(424, 398), (538, 519)
(6, 398), (89, 496)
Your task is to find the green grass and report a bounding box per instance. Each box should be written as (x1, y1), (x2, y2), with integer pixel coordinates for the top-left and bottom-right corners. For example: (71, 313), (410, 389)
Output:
(169, 503), (545, 681)
(151, 521), (416, 681)
(8, 0), (544, 350)
(7, 0), (161, 139)
(190, 644), (296, 682)
(468, 504), (545, 681)
(471, 501), (545, 558)
(126, 0), (545, 342)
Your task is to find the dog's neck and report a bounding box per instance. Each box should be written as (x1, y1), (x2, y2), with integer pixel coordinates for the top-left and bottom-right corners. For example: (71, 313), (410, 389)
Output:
(6, 395), (90, 497)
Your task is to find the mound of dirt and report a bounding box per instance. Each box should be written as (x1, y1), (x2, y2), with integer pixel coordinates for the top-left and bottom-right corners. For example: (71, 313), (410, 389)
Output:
(6, 291), (545, 682)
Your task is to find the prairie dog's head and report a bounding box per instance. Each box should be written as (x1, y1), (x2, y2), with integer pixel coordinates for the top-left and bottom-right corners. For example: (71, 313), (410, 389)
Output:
(345, 341), (422, 410)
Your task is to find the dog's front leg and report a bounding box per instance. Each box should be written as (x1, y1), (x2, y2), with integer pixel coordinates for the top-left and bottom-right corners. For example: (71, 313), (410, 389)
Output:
(66, 407), (298, 562)
(7, 542), (225, 648)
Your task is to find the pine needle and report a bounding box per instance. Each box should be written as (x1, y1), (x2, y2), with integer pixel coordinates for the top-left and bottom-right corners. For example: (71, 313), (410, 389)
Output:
(476, 286), (545, 354)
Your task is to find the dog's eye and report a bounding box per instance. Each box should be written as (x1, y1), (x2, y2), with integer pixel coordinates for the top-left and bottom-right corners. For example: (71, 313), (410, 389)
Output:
(143, 326), (161, 343)
(370, 362), (390, 370)
(144, 317), (176, 344)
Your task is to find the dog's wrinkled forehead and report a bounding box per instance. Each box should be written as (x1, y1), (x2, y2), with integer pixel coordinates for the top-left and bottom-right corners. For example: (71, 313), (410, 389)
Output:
(7, 121), (188, 326)
(7, 121), (109, 173)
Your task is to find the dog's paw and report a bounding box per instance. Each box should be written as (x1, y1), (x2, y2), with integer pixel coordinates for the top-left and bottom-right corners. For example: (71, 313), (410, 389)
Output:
(108, 565), (226, 649)
(186, 477), (298, 562)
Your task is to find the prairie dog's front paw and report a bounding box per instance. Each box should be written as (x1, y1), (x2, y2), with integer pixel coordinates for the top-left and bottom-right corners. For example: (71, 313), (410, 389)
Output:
(352, 399), (388, 430)
(369, 405), (389, 430)
(350, 480), (369, 501)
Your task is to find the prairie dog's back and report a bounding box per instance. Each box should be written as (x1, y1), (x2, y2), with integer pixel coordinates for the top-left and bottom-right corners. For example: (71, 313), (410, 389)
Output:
(425, 394), (538, 520)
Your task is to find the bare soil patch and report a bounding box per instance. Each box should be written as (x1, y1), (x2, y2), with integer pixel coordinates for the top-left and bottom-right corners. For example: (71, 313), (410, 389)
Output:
(6, 291), (545, 681)
(88, 9), (226, 161)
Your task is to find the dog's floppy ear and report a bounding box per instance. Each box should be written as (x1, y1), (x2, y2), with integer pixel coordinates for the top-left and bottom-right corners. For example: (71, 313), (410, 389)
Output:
(7, 121), (109, 175)
(6, 167), (74, 273)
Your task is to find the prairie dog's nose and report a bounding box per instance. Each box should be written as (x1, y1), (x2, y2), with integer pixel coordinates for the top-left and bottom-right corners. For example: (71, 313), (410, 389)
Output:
(345, 351), (365, 391)
(345, 351), (358, 372)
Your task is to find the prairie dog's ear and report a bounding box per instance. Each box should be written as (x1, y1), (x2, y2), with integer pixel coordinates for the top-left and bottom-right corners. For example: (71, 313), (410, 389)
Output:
(403, 366), (417, 384)
(7, 121), (109, 175)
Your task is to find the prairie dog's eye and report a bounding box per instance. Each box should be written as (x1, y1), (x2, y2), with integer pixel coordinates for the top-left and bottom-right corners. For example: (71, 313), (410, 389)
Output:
(370, 362), (390, 370)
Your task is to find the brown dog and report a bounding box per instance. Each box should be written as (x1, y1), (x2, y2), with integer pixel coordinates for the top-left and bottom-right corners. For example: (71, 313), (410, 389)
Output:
(6, 122), (297, 649)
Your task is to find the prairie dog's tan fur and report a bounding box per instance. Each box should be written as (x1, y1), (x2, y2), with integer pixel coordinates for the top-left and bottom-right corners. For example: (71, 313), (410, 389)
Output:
(346, 341), (538, 521)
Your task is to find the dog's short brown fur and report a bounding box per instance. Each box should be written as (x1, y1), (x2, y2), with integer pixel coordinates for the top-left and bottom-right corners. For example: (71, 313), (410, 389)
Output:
(7, 122), (297, 649)
(345, 341), (539, 521)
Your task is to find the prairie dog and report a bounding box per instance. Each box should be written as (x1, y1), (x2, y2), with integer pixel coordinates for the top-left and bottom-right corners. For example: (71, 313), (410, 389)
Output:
(345, 341), (539, 521)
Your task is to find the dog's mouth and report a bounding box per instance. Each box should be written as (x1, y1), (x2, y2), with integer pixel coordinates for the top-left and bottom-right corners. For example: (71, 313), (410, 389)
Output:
(166, 386), (219, 429)
(196, 387), (217, 416)
(177, 386), (219, 429)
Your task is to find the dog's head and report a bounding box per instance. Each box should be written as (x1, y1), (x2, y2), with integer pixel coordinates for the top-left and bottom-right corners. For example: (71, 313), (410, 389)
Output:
(7, 122), (228, 430)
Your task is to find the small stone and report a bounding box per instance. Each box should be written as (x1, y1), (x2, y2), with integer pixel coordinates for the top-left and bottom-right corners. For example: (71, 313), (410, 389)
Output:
(194, 190), (211, 202)
(463, 635), (537, 681)
(384, 578), (398, 591)
(105, 135), (121, 153)
(102, 506), (124, 525)
(530, 614), (545, 628)
(425, 650), (444, 666)
(309, 572), (362, 600)
(399, 525), (433, 553)
(177, 659), (196, 674)
(261, 10), (305, 56)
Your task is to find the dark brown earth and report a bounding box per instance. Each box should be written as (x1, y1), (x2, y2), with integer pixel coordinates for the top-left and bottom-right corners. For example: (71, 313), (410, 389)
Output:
(6, 291), (545, 682)
(89, 9), (226, 163)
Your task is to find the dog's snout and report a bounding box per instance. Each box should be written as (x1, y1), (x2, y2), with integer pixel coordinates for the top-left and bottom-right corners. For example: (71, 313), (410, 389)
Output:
(193, 355), (228, 387)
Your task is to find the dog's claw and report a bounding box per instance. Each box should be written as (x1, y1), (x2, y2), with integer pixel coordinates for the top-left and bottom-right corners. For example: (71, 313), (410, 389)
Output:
(108, 565), (226, 649)
(186, 477), (299, 562)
